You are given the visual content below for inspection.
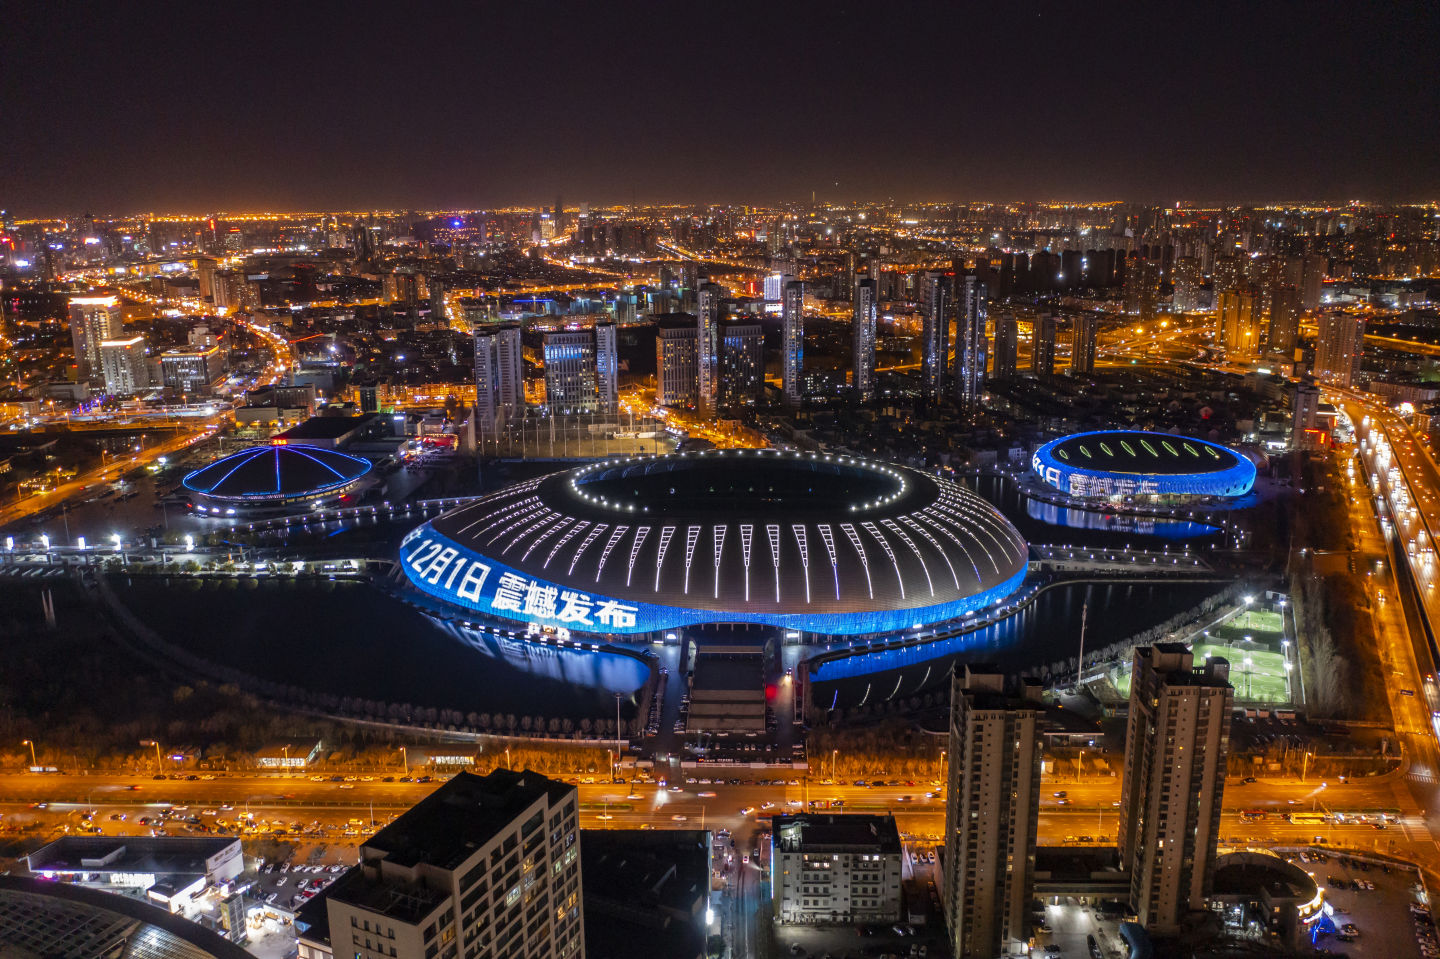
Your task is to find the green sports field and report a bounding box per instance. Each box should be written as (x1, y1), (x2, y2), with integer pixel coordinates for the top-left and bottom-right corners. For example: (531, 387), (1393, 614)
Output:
(1109, 605), (1294, 704)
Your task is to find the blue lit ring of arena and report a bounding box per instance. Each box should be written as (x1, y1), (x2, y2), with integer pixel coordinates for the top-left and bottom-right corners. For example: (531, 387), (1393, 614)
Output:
(399, 449), (1029, 637)
(1031, 430), (1257, 500)
(181, 443), (373, 513)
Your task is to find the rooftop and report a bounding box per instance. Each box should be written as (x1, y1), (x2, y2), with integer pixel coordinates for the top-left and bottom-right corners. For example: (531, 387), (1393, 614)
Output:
(273, 412), (379, 441)
(27, 836), (239, 878)
(1046, 430), (1242, 475)
(362, 769), (572, 872)
(773, 814), (902, 854)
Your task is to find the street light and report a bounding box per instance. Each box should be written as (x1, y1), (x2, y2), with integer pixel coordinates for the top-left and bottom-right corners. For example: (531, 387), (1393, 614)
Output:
(21, 739), (36, 767)
(399, 746), (407, 775)
(140, 739), (162, 773)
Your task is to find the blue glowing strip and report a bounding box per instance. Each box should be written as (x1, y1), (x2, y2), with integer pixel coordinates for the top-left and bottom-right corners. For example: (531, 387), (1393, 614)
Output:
(1031, 431), (1256, 498)
(400, 521), (1026, 637)
(182, 447), (268, 494)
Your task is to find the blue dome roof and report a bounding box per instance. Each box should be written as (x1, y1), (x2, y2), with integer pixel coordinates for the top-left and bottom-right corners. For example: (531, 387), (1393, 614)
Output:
(182, 444), (371, 502)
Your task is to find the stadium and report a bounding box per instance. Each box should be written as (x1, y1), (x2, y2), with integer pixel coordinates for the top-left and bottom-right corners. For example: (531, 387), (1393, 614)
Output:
(400, 449), (1029, 637)
(1031, 430), (1257, 502)
(182, 443), (374, 516)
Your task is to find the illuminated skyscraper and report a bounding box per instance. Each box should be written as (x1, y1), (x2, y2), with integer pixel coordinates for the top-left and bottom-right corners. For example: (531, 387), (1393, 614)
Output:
(697, 282), (722, 417)
(719, 318), (764, 411)
(782, 279), (805, 404)
(543, 322), (617, 415)
(1315, 310), (1365, 387)
(1171, 256), (1203, 313)
(852, 278), (877, 402)
(475, 322), (524, 438)
(1119, 645), (1232, 936)
(1267, 285), (1301, 354)
(953, 274), (987, 406)
(68, 295), (123, 381)
(920, 271), (951, 401)
(655, 317), (699, 407)
(1032, 313), (1056, 378)
(1069, 313), (1097, 377)
(992, 310), (1018, 380)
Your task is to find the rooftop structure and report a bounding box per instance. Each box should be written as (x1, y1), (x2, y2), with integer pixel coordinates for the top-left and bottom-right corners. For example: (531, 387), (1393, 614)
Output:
(181, 444), (371, 515)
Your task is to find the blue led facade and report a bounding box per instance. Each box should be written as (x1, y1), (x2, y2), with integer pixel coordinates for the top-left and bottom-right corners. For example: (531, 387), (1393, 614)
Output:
(399, 519), (1026, 637)
(1031, 430), (1256, 500)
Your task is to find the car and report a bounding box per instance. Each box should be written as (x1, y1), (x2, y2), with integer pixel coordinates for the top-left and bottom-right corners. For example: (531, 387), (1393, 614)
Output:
(1242, 776), (1257, 783)
(671, 814), (688, 822)
(1053, 791), (1067, 798)
(1341, 924), (1359, 935)
(276, 877), (288, 887)
(698, 791), (716, 798)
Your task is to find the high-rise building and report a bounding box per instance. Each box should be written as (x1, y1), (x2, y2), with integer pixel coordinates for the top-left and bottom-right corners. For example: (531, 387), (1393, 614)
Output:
(1315, 310), (1365, 388)
(160, 346), (225, 395)
(920, 272), (951, 401)
(99, 336), (148, 395)
(696, 283), (722, 418)
(1292, 380), (1322, 449)
(719, 318), (764, 411)
(543, 322), (617, 415)
(763, 272), (784, 304)
(1212, 254), (1245, 298)
(196, 256), (218, 302)
(943, 665), (1043, 959)
(475, 323), (524, 437)
(1069, 313), (1098, 377)
(211, 269), (247, 314)
(1267, 285), (1301, 354)
(1123, 256), (1162, 319)
(655, 317), (699, 407)
(1119, 645), (1233, 937)
(1299, 253), (1327, 310)
(306, 769), (584, 959)
(68, 295), (123, 381)
(1219, 290), (1260, 358)
(954, 274), (987, 405)
(782, 280), (805, 404)
(771, 814), (903, 925)
(852, 278), (877, 402)
(1171, 256), (1203, 313)
(1032, 313), (1056, 378)
(991, 310), (1018, 380)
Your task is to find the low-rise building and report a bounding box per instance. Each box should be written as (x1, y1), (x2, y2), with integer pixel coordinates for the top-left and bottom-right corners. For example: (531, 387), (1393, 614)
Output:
(25, 836), (244, 915)
(771, 814), (903, 925)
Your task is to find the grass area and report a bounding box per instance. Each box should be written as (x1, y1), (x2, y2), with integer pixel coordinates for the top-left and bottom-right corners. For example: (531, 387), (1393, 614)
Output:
(1107, 605), (1294, 705)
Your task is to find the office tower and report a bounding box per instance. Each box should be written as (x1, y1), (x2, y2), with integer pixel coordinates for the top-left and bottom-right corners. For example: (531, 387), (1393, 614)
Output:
(543, 323), (617, 415)
(852, 278), (877, 402)
(953, 273), (987, 406)
(992, 310), (1018, 380)
(475, 323), (524, 437)
(1069, 313), (1098, 377)
(1267, 285), (1301, 354)
(1292, 380), (1322, 448)
(99, 336), (148, 395)
(696, 283), (722, 417)
(943, 665), (1043, 959)
(160, 346), (224, 394)
(771, 814), (903, 925)
(782, 279), (805, 404)
(1171, 256), (1203, 313)
(311, 769), (584, 959)
(1123, 256), (1161, 319)
(1315, 310), (1365, 388)
(920, 271), (951, 401)
(719, 318), (764, 411)
(593, 321), (618, 413)
(1119, 645), (1233, 937)
(1218, 290), (1260, 358)
(1299, 253), (1327, 310)
(655, 317), (699, 407)
(1032, 313), (1056, 378)
(68, 295), (123, 381)
(211, 269), (247, 314)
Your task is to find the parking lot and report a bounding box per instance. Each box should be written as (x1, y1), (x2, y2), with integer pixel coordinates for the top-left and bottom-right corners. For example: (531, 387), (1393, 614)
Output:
(1296, 849), (1434, 957)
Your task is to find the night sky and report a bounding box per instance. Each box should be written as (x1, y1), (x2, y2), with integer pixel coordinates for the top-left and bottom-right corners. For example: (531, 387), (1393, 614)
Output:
(5, 1), (1438, 213)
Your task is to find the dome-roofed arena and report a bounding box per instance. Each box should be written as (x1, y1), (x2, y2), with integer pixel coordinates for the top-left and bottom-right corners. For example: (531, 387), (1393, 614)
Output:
(1031, 430), (1257, 501)
(182, 443), (373, 516)
(400, 449), (1029, 637)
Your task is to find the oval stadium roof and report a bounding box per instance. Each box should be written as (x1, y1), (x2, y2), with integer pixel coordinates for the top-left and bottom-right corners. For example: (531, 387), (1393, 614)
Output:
(182, 444), (371, 502)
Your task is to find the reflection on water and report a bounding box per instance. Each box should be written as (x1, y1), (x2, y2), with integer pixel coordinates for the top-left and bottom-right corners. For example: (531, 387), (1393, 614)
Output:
(427, 618), (650, 694)
(1023, 497), (1219, 539)
(115, 577), (648, 719)
(809, 579), (1224, 709)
